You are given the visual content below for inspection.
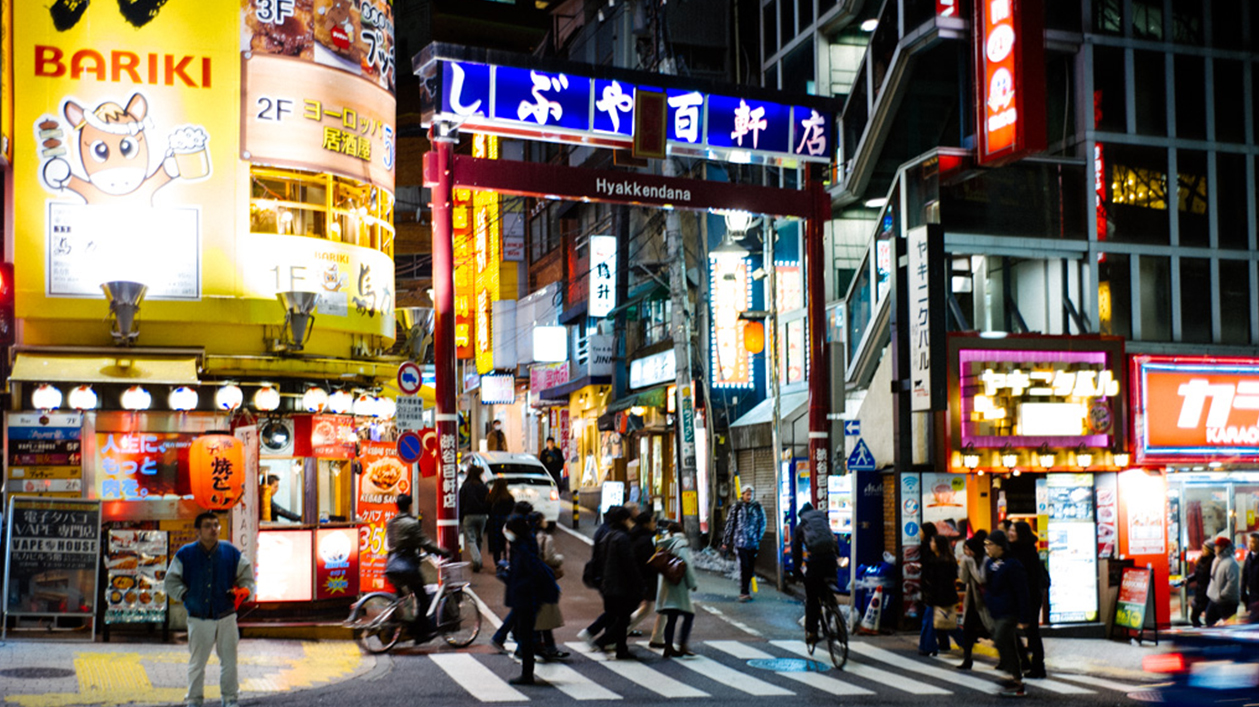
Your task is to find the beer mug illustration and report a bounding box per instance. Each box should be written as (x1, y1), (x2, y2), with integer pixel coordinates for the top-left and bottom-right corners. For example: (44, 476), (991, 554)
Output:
(169, 125), (211, 180)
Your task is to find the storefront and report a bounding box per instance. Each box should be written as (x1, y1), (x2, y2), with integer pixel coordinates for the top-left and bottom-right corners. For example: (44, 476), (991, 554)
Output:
(1131, 354), (1259, 623)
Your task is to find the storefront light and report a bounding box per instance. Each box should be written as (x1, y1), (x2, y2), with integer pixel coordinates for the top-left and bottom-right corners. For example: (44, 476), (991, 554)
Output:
(254, 384), (282, 412)
(216, 384), (244, 411)
(1076, 447), (1093, 468)
(630, 406), (647, 417)
(303, 386), (329, 413)
(121, 386), (152, 411)
(168, 386), (199, 411)
(32, 384), (63, 411)
(962, 446), (980, 470)
(68, 385), (98, 411)
(1038, 451), (1056, 468)
(1113, 452), (1130, 468)
(1000, 447), (1018, 468)
(328, 390), (353, 414)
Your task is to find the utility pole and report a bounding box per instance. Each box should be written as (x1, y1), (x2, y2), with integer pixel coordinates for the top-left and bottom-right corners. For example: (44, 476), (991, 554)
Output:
(665, 158), (700, 545)
(765, 220), (784, 591)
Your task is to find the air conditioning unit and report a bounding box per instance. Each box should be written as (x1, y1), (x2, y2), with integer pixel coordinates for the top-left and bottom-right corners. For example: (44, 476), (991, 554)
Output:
(259, 417), (295, 457)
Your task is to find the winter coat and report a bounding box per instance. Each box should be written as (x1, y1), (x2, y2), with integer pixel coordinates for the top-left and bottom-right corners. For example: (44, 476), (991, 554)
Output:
(487, 496), (515, 556)
(791, 509), (838, 574)
(166, 541), (254, 620)
(539, 447), (565, 484)
(983, 555), (1032, 624)
(386, 513), (444, 558)
(722, 500), (766, 550)
(923, 552), (960, 608)
(487, 429), (507, 451)
(1242, 551), (1259, 607)
(458, 477), (489, 519)
(1209, 552), (1241, 605)
(655, 535), (698, 614)
(538, 531), (564, 573)
(960, 555), (992, 631)
(1190, 551), (1215, 608)
(630, 524), (659, 601)
(504, 524), (559, 609)
(600, 526), (644, 600)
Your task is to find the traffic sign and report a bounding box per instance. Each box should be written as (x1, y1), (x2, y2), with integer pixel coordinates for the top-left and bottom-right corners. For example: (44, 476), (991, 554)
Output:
(844, 420), (861, 436)
(398, 431), (423, 463)
(397, 361), (423, 395)
(847, 438), (876, 471)
(396, 394), (424, 432)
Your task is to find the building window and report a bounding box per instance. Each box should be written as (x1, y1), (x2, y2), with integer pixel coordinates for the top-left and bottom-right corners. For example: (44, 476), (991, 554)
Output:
(1213, 59), (1246, 144)
(249, 167), (394, 256)
(1176, 150), (1209, 248)
(642, 298), (672, 347)
(1174, 54), (1207, 140)
(1132, 0), (1163, 40)
(764, 2), (777, 58)
(1171, 0), (1203, 45)
(1098, 254), (1132, 339)
(1139, 255), (1172, 342)
(797, 0), (813, 29)
(782, 39), (815, 95)
(1104, 143), (1170, 245)
(1133, 50), (1165, 137)
(1179, 257), (1212, 343)
(780, 0), (794, 50)
(1220, 259), (1253, 345)
(1093, 47), (1127, 133)
(1213, 0), (1245, 50)
(1217, 153), (1250, 251)
(1093, 0), (1123, 35)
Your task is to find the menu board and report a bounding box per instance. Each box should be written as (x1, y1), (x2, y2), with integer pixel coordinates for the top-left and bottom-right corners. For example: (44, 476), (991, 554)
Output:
(1114, 567), (1154, 630)
(3, 497), (100, 616)
(356, 442), (405, 593)
(104, 530), (168, 624)
(1046, 473), (1098, 623)
(828, 474), (853, 533)
(1095, 473), (1118, 558)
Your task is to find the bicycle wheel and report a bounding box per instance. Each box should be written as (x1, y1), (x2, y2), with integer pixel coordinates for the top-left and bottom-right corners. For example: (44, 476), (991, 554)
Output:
(439, 590), (481, 648)
(824, 603), (849, 669)
(357, 595), (403, 654)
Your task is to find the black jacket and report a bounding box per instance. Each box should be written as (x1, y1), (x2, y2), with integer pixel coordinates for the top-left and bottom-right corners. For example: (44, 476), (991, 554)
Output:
(539, 447), (565, 483)
(984, 555), (1032, 624)
(600, 526), (643, 600)
(923, 553), (961, 608)
(504, 518), (560, 609)
(458, 478), (489, 519)
(1190, 551), (1215, 608)
(1243, 551), (1259, 606)
(630, 525), (658, 600)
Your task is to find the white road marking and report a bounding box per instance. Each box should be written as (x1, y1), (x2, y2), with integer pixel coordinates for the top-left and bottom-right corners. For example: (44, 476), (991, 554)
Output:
(429, 653), (527, 702)
(557, 523), (593, 546)
(533, 662), (622, 700)
(697, 603), (763, 636)
(929, 655), (1095, 694)
(847, 641), (1000, 693)
(770, 640), (951, 695)
(563, 642), (709, 698)
(704, 640), (775, 659)
(633, 643), (793, 696)
(1052, 673), (1158, 692)
(466, 587), (503, 630)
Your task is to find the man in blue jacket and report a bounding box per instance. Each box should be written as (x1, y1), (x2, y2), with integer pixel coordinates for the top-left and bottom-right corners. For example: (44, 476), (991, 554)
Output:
(166, 512), (255, 707)
(983, 530), (1031, 698)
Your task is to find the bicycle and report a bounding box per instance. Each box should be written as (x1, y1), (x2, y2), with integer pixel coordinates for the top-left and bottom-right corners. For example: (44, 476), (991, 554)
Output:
(807, 582), (849, 669)
(345, 556), (481, 654)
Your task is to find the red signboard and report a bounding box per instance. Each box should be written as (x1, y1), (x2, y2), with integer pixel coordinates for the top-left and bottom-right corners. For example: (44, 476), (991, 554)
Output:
(1133, 355), (1259, 462)
(974, 0), (1045, 165)
(356, 441), (406, 593)
(293, 415), (357, 459)
(937, 0), (959, 17)
(316, 527), (360, 600)
(530, 362), (571, 397)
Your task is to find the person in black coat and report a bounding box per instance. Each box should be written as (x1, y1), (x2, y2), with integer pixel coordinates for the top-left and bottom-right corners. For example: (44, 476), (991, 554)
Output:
(1242, 533), (1259, 623)
(984, 530), (1032, 697)
(486, 478), (516, 564)
(459, 467), (490, 572)
(1189, 541), (1216, 627)
(921, 534), (963, 654)
(1011, 521), (1048, 678)
(628, 513), (659, 638)
(501, 512), (559, 686)
(577, 506), (623, 648)
(596, 507), (642, 659)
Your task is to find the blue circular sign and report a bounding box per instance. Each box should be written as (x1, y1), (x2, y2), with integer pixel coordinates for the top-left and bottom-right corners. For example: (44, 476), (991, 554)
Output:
(905, 521), (920, 537)
(398, 432), (423, 462)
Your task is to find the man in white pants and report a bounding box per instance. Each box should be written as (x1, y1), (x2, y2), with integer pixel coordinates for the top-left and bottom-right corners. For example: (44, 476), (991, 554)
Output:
(166, 512), (255, 707)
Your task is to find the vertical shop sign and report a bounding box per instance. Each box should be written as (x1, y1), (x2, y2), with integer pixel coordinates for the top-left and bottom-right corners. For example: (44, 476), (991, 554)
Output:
(588, 235), (617, 317)
(907, 227), (932, 411)
(453, 186), (475, 359)
(439, 431), (458, 511)
(357, 441), (408, 592)
(899, 473), (923, 615)
(710, 256), (752, 388)
(473, 134), (501, 374)
(231, 425), (260, 571)
(1095, 472), (1118, 557)
(974, 0), (1046, 165)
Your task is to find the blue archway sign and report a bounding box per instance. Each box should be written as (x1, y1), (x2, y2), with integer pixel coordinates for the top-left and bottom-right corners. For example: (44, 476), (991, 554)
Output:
(848, 438), (876, 472)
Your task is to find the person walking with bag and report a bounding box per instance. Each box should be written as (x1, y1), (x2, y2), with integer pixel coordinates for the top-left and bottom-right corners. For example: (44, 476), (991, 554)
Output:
(1188, 540), (1216, 627)
(923, 534), (964, 655)
(628, 513), (659, 639)
(983, 530), (1032, 697)
(577, 506), (623, 648)
(791, 503), (838, 647)
(721, 485), (766, 602)
(596, 507), (642, 658)
(459, 466), (490, 572)
(957, 531), (992, 670)
(501, 512), (559, 685)
(655, 521), (698, 657)
(1011, 521), (1048, 678)
(533, 513), (569, 660)
(486, 478), (515, 565)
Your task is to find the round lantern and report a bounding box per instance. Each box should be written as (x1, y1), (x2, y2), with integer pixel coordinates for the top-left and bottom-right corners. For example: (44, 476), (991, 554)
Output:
(32, 384), (63, 411)
(302, 386), (328, 413)
(215, 384), (243, 411)
(69, 385), (98, 411)
(328, 389), (353, 414)
(743, 320), (765, 354)
(190, 433), (246, 510)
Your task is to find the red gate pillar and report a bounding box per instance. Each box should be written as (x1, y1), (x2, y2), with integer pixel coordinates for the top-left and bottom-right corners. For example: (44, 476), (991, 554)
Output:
(807, 179), (833, 509)
(425, 127), (460, 552)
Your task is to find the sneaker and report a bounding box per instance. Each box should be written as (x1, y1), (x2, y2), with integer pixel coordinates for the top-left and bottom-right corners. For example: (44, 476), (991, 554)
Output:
(999, 685), (1026, 698)
(490, 637), (507, 653)
(737, 594), (752, 603)
(614, 649), (633, 660)
(804, 632), (819, 646)
(628, 629), (644, 637)
(577, 628), (598, 650)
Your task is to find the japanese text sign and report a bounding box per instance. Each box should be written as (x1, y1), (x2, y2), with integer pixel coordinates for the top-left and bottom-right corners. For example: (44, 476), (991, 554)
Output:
(588, 235), (617, 318)
(974, 0), (1045, 165)
(316, 527), (360, 600)
(94, 433), (193, 502)
(710, 255), (751, 388)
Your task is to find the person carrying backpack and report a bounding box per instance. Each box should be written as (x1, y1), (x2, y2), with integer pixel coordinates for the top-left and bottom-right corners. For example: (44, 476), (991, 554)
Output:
(791, 502), (839, 646)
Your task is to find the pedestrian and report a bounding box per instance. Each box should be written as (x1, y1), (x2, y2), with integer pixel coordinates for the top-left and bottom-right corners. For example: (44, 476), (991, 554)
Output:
(1242, 533), (1259, 623)
(501, 511), (559, 685)
(577, 506), (623, 648)
(1206, 536), (1241, 625)
(459, 465), (490, 572)
(1188, 540), (1216, 627)
(1011, 521), (1048, 678)
(385, 493), (453, 642)
(628, 512), (659, 639)
(260, 475), (301, 523)
(983, 530), (1031, 698)
(597, 506), (642, 658)
(916, 522), (942, 656)
(165, 512), (255, 707)
(532, 512), (569, 660)
(487, 419), (508, 451)
(957, 531), (992, 670)
(721, 485), (766, 602)
(491, 503), (534, 653)
(791, 502), (838, 648)
(539, 436), (565, 489)
(656, 521), (698, 658)
(922, 534), (964, 656)
(486, 477), (515, 565)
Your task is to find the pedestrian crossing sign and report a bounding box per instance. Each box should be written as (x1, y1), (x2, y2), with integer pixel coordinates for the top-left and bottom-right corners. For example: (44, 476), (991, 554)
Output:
(847, 438), (876, 472)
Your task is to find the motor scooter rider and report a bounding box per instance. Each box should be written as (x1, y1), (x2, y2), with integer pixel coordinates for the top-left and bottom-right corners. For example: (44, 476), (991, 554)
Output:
(386, 493), (453, 641)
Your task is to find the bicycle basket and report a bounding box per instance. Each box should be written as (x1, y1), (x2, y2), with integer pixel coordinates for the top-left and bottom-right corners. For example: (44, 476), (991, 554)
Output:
(439, 561), (470, 587)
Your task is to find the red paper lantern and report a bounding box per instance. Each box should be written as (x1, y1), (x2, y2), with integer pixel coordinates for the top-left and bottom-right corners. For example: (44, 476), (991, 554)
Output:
(190, 434), (246, 510)
(744, 320), (765, 354)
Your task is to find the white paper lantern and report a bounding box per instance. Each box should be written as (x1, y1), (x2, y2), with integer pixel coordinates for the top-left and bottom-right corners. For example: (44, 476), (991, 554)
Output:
(168, 386), (199, 411)
(254, 384), (281, 412)
(303, 386), (329, 413)
(215, 384), (243, 411)
(32, 384), (63, 411)
(121, 386), (152, 411)
(68, 385), (98, 411)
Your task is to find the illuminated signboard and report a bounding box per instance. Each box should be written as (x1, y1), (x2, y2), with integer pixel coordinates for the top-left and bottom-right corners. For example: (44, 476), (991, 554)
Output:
(425, 58), (833, 165)
(958, 348), (1120, 449)
(315, 527), (360, 600)
(244, 0), (396, 94)
(588, 235), (617, 318)
(473, 133), (501, 375)
(631, 350), (677, 390)
(974, 0), (1045, 165)
(256, 529), (313, 602)
(481, 374), (515, 405)
(94, 433), (195, 502)
(1133, 355), (1259, 463)
(454, 187), (475, 359)
(710, 256), (752, 388)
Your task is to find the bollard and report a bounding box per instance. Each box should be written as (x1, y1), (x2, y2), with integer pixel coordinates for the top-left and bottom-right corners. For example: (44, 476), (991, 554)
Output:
(572, 491), (580, 529)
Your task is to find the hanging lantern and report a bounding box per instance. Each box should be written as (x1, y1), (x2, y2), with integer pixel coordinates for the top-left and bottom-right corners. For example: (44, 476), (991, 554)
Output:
(69, 385), (98, 411)
(353, 392), (377, 417)
(190, 434), (246, 510)
(168, 386), (199, 411)
(121, 386), (152, 410)
(328, 389), (353, 414)
(743, 320), (765, 354)
(216, 384), (243, 411)
(254, 384), (281, 412)
(303, 386), (329, 413)
(32, 384), (63, 410)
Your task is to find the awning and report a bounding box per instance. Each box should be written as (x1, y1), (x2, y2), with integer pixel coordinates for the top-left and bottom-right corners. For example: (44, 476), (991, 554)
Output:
(538, 375), (611, 401)
(729, 391), (810, 450)
(10, 353), (200, 385)
(606, 383), (671, 414)
(606, 281), (669, 318)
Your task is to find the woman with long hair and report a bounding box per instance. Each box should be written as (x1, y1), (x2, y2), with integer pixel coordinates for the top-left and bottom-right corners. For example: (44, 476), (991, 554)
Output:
(1011, 521), (1048, 678)
(486, 477), (515, 565)
(922, 534), (963, 655)
(957, 530), (992, 670)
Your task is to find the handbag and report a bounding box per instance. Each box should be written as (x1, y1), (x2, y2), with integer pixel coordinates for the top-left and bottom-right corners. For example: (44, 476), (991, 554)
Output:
(385, 551), (419, 578)
(933, 605), (958, 630)
(534, 602), (565, 631)
(648, 549), (687, 585)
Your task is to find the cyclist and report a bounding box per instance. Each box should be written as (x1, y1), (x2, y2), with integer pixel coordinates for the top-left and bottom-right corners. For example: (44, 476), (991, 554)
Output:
(792, 502), (839, 646)
(385, 493), (453, 642)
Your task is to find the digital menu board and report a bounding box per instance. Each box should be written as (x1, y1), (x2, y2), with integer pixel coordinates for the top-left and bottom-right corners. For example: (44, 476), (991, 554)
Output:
(1045, 473), (1098, 623)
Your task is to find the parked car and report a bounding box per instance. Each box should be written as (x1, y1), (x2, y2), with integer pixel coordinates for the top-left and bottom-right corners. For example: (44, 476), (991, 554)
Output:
(463, 452), (561, 523)
(1140, 625), (1259, 705)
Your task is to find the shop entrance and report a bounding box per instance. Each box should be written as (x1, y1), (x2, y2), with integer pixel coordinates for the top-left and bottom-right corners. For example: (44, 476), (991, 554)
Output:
(1169, 472), (1259, 622)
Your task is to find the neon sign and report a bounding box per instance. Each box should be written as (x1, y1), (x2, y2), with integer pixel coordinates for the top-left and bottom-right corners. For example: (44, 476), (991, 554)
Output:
(974, 0), (1046, 165)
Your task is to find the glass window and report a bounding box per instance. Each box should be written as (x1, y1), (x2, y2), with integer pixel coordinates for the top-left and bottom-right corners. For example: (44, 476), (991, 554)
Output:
(1213, 60), (1246, 144)
(783, 39), (815, 95)
(1175, 54), (1207, 140)
(798, 0), (813, 29)
(1216, 153), (1249, 250)
(1139, 255), (1172, 342)
(1093, 0), (1123, 34)
(764, 2), (777, 57)
(250, 167), (393, 256)
(1220, 259), (1253, 345)
(1171, 0), (1203, 45)
(1132, 0), (1163, 40)
(780, 0), (794, 50)
(1098, 253), (1132, 339)
(1105, 143), (1171, 245)
(846, 255), (872, 361)
(1179, 257), (1212, 343)
(318, 459), (353, 522)
(1046, 1), (1082, 32)
(819, 0), (837, 15)
(1212, 0), (1245, 50)
(1133, 50), (1166, 137)
(1093, 47), (1126, 133)
(1176, 150), (1209, 247)
(260, 459), (304, 525)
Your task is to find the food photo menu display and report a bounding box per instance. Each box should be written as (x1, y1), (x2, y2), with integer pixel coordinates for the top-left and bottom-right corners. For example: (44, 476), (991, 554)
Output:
(104, 530), (168, 624)
(1045, 473), (1099, 623)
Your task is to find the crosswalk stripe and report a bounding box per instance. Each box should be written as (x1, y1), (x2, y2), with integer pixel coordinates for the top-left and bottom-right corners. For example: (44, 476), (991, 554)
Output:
(846, 642), (1001, 693)
(563, 642), (710, 698)
(769, 640), (951, 695)
(429, 653), (528, 702)
(704, 640), (775, 659)
(1052, 673), (1155, 693)
(928, 655), (1095, 694)
(777, 670), (877, 696)
(533, 662), (623, 701)
(632, 644), (794, 696)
